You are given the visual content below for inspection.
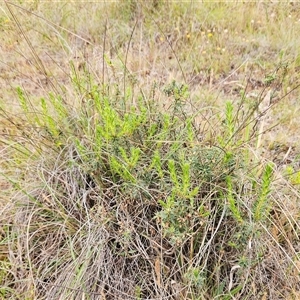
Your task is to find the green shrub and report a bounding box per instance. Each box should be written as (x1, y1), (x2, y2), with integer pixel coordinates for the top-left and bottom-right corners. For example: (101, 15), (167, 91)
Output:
(2, 71), (294, 299)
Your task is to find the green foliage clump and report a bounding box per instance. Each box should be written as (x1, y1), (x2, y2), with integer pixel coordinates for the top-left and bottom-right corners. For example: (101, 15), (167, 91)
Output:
(1, 71), (290, 299)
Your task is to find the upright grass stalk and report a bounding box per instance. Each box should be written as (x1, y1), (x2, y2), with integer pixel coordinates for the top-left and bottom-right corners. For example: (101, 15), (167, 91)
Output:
(226, 175), (244, 224)
(253, 163), (274, 222)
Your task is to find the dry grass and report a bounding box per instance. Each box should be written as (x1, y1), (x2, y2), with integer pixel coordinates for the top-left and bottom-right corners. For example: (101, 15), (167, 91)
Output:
(0, 1), (300, 299)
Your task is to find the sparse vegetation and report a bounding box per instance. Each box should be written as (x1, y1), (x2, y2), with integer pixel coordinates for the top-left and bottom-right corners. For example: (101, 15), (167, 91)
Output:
(1, 1), (300, 299)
